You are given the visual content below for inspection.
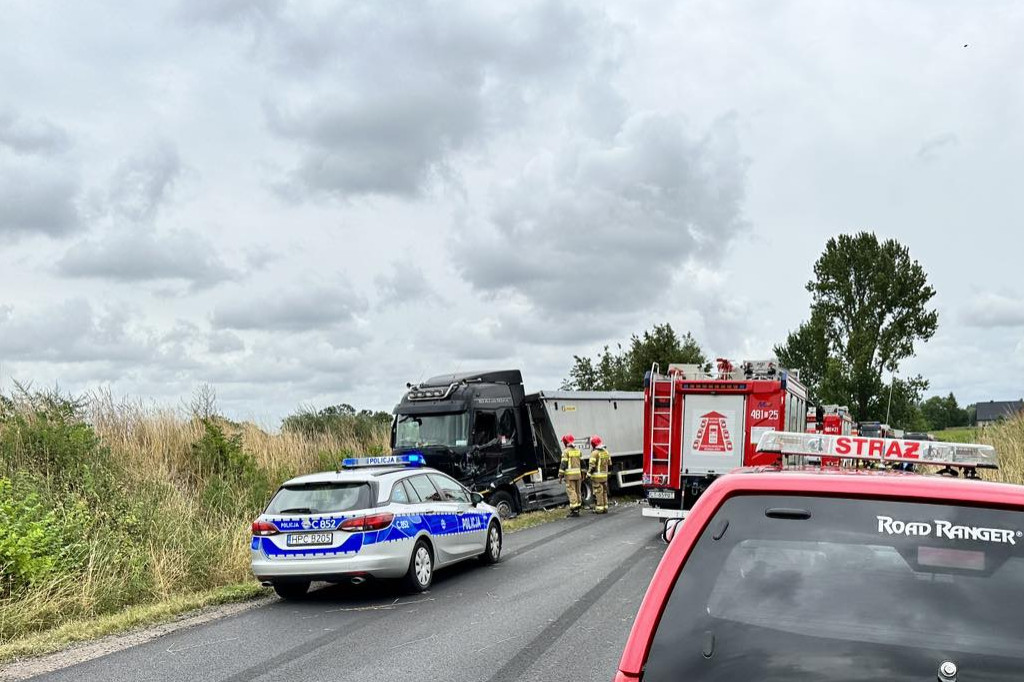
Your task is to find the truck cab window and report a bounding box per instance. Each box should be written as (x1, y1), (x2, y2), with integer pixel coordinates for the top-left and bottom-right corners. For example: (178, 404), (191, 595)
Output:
(498, 409), (516, 444)
(395, 413), (470, 448)
(472, 411), (498, 446)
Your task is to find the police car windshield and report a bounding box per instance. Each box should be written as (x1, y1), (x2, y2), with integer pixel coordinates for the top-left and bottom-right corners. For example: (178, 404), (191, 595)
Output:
(395, 412), (469, 448)
(266, 482), (371, 515)
(644, 495), (1024, 680)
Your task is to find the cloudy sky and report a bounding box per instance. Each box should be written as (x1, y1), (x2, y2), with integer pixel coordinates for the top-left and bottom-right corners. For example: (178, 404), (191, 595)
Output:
(2, 0), (1023, 424)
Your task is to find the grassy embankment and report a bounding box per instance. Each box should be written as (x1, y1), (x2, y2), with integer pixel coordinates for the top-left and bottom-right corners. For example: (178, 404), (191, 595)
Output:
(0, 388), (390, 662)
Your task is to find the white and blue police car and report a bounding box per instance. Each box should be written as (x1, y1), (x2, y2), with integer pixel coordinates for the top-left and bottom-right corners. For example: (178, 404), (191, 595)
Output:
(250, 454), (503, 599)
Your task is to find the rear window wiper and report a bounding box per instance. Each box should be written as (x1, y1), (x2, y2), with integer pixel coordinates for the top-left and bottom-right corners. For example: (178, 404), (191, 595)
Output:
(276, 507), (316, 514)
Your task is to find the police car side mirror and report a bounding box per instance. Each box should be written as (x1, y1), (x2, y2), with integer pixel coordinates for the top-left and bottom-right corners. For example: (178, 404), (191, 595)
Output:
(471, 492), (484, 506)
(661, 519), (683, 544)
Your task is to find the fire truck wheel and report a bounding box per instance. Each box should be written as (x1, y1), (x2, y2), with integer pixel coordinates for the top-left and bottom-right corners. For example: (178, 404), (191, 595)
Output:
(490, 491), (515, 519)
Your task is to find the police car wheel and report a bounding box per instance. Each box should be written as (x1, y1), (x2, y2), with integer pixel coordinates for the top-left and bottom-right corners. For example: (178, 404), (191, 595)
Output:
(480, 522), (502, 564)
(491, 491), (514, 519)
(272, 581), (310, 600)
(403, 540), (433, 593)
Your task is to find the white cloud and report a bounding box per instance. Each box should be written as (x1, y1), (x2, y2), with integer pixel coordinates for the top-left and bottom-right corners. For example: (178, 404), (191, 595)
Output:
(2, 0), (1024, 421)
(961, 293), (1024, 328)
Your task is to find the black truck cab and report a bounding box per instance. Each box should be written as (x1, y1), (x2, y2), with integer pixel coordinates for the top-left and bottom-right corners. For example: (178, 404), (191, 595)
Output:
(391, 370), (565, 517)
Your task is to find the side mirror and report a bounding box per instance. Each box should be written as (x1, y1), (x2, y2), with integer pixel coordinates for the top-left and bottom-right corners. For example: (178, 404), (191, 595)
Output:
(661, 518), (683, 544)
(471, 492), (484, 506)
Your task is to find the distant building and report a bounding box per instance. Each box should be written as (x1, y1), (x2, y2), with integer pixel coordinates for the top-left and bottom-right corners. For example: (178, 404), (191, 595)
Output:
(976, 400), (1024, 427)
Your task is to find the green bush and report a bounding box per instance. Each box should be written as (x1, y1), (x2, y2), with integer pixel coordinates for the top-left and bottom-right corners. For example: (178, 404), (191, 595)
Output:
(0, 475), (89, 595)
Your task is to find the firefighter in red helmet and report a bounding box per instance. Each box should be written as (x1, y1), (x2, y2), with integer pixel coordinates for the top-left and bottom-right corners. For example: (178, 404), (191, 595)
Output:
(588, 435), (611, 514)
(558, 433), (583, 517)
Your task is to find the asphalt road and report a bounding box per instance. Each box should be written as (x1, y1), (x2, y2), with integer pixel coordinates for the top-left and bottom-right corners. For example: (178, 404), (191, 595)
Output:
(34, 505), (663, 682)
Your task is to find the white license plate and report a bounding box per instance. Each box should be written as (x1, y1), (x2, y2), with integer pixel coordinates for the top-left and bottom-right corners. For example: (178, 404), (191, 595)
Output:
(647, 489), (675, 500)
(287, 532), (333, 547)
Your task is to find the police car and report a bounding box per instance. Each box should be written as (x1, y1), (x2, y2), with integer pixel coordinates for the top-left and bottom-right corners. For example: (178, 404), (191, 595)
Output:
(615, 431), (1024, 681)
(251, 454), (502, 599)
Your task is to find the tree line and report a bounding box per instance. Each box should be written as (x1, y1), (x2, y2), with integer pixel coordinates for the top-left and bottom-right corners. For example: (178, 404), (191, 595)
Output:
(562, 231), (975, 433)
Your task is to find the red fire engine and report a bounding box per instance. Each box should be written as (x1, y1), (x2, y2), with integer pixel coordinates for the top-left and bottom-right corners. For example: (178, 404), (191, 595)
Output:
(806, 404), (855, 435)
(642, 359), (808, 520)
(805, 404), (856, 465)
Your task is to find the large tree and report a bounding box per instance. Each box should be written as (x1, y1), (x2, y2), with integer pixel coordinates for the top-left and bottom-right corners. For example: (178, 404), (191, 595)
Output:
(919, 393), (970, 431)
(775, 232), (938, 421)
(563, 324), (707, 391)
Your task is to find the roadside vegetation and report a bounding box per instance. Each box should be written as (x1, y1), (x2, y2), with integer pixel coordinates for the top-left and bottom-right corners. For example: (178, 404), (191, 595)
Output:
(0, 386), (389, 659)
(2, 376), (1021, 664)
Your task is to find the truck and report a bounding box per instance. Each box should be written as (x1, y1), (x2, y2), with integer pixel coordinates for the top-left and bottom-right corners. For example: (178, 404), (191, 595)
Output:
(858, 420), (894, 438)
(806, 404), (855, 436)
(805, 404), (856, 466)
(641, 359), (809, 521)
(390, 370), (644, 518)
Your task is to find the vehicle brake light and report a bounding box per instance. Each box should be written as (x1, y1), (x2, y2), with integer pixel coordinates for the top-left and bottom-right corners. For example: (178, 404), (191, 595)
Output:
(340, 513), (395, 532)
(251, 520), (279, 536)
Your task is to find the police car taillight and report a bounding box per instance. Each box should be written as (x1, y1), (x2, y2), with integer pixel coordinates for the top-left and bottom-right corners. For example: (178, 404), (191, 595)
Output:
(756, 431), (998, 470)
(251, 520), (279, 536)
(340, 512), (395, 532)
(340, 454), (425, 469)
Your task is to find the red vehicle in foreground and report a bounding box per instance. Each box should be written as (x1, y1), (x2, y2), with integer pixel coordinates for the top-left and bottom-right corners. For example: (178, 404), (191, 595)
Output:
(615, 432), (1024, 681)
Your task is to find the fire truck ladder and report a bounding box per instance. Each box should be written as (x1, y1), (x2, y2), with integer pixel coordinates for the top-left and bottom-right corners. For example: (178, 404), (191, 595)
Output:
(648, 363), (674, 484)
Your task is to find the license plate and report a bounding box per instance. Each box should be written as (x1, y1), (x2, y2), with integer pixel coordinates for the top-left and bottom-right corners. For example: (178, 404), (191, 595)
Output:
(286, 532), (333, 547)
(647, 489), (675, 500)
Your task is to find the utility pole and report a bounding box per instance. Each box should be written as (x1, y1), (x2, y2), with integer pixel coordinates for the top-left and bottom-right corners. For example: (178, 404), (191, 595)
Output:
(885, 372), (896, 426)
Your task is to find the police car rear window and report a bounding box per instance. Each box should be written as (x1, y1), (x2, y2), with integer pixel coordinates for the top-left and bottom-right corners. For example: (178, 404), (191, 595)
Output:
(644, 495), (1024, 681)
(266, 482), (372, 515)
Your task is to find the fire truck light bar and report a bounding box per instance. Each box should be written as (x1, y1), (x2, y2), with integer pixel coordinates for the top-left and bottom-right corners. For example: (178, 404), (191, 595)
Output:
(755, 431), (998, 469)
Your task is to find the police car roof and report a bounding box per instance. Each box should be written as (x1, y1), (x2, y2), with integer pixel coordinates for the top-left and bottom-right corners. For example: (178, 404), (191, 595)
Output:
(282, 466), (435, 487)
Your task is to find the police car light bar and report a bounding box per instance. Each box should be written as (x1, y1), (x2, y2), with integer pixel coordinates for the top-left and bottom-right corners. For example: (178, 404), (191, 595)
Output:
(755, 431), (998, 469)
(341, 454), (425, 469)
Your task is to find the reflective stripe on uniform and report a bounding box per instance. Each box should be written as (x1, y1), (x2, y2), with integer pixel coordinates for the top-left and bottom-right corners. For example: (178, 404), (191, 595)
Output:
(560, 448), (583, 477)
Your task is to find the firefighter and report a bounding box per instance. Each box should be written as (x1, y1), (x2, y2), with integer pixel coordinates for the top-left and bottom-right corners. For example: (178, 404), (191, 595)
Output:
(558, 433), (583, 517)
(588, 435), (611, 514)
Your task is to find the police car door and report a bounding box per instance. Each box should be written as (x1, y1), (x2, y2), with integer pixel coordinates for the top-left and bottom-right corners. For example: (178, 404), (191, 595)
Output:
(428, 473), (487, 559)
(406, 474), (459, 565)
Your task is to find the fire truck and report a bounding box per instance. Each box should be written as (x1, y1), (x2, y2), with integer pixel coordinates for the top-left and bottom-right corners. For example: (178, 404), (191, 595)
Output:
(641, 359), (809, 520)
(805, 404), (856, 466)
(805, 404), (855, 436)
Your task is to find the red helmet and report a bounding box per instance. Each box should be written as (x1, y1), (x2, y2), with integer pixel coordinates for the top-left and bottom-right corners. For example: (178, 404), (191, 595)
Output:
(590, 435), (603, 448)
(561, 433), (575, 446)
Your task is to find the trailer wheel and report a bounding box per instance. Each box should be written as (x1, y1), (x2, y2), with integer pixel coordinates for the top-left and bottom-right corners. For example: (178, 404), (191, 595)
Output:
(490, 491), (515, 519)
(580, 480), (593, 506)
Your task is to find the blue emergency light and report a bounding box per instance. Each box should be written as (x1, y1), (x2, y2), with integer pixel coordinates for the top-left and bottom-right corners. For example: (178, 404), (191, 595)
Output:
(341, 453), (425, 469)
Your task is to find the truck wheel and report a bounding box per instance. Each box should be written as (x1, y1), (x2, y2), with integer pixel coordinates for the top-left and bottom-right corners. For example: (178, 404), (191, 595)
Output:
(272, 581), (310, 600)
(479, 521), (502, 564)
(490, 491), (515, 519)
(402, 539), (434, 593)
(580, 480), (593, 506)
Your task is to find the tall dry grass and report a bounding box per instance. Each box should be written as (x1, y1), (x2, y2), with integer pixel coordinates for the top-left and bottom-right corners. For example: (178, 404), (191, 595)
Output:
(0, 388), (389, 644)
(976, 415), (1024, 486)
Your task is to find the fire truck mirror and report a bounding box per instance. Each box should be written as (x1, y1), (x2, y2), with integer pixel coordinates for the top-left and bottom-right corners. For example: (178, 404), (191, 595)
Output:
(662, 518), (683, 544)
